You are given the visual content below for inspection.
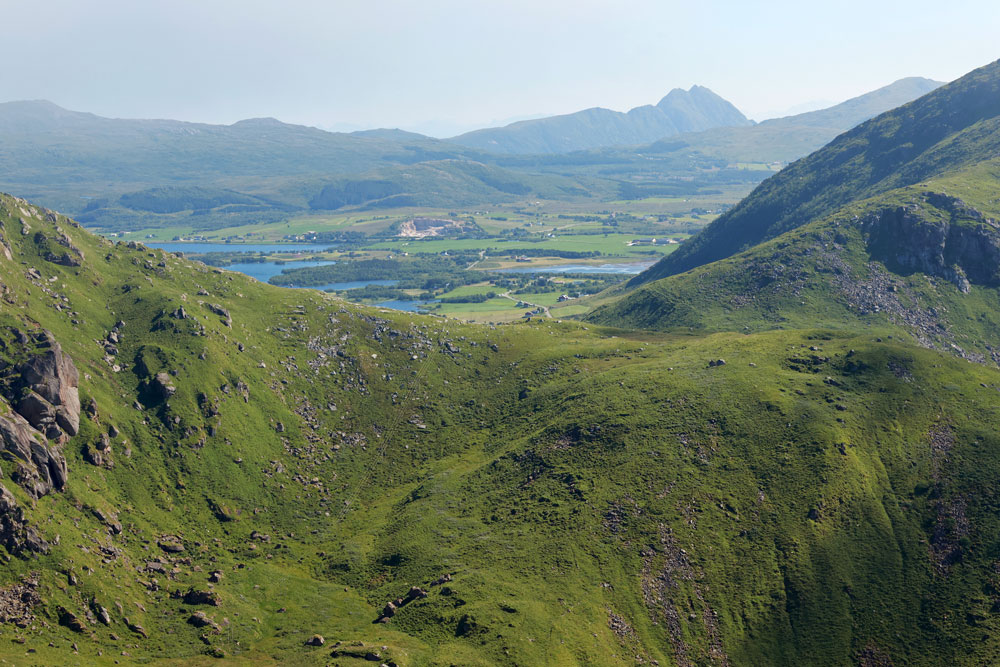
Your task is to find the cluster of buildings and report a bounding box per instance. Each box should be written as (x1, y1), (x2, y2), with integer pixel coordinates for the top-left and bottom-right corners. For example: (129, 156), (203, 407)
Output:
(627, 237), (681, 247)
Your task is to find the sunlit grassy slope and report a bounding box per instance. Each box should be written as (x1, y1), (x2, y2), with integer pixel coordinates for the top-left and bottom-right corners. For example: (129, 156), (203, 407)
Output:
(4, 183), (1000, 667)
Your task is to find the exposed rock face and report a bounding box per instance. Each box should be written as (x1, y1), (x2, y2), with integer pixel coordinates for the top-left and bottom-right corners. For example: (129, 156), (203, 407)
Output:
(92, 507), (122, 534)
(126, 618), (149, 638)
(85, 433), (114, 469)
(864, 193), (1000, 293)
(182, 589), (221, 606)
(0, 414), (67, 497)
(10, 329), (81, 437)
(35, 229), (84, 267)
(206, 304), (232, 327)
(188, 611), (220, 631)
(45, 251), (82, 267)
(0, 485), (49, 555)
(15, 392), (63, 440)
(158, 536), (185, 553)
(152, 372), (176, 400)
(0, 328), (78, 498)
(375, 585), (429, 623)
(90, 600), (112, 625)
(58, 606), (87, 632)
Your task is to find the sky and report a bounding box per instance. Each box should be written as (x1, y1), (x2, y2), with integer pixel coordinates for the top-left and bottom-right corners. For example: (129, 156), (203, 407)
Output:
(2, 0), (999, 136)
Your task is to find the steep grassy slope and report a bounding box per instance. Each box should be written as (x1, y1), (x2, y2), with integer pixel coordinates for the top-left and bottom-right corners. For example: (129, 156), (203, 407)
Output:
(636, 60), (1000, 283)
(449, 86), (752, 154)
(5, 185), (1000, 667)
(588, 161), (1000, 358)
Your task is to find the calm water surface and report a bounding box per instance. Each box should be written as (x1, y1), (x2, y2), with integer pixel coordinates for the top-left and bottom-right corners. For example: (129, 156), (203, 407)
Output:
(221, 262), (399, 293)
(148, 242), (495, 312)
(224, 260), (336, 283)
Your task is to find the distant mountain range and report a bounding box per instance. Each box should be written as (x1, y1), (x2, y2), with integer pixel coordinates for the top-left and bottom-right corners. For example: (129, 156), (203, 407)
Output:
(0, 100), (505, 223)
(448, 86), (753, 154)
(0, 77), (945, 230)
(0, 99), (484, 186)
(626, 77), (945, 164)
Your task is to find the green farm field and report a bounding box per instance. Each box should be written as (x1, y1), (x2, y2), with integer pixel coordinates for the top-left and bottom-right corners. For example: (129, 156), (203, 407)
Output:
(368, 233), (687, 257)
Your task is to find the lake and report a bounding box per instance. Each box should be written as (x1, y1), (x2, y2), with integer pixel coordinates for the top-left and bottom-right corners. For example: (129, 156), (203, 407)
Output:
(225, 260), (337, 283)
(148, 241), (434, 312)
(498, 261), (655, 275)
(223, 262), (398, 293)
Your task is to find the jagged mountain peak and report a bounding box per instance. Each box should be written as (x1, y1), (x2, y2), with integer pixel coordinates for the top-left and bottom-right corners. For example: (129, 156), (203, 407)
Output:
(448, 85), (751, 154)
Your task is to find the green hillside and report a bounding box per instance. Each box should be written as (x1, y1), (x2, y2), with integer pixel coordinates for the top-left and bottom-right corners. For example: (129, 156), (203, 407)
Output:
(0, 102), (487, 189)
(306, 160), (596, 211)
(5, 58), (1000, 666)
(635, 61), (998, 284)
(590, 62), (1000, 356)
(6, 138), (1000, 664)
(586, 166), (1000, 353)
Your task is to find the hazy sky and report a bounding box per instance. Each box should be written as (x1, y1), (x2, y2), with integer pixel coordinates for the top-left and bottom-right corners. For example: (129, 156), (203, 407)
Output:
(3, 0), (998, 136)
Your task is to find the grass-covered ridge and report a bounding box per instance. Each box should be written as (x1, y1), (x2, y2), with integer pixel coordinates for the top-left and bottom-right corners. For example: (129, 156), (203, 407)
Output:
(586, 165), (1000, 361)
(4, 184), (1000, 667)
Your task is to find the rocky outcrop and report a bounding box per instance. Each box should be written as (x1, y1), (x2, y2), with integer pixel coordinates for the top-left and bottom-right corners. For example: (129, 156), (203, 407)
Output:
(0, 485), (49, 555)
(206, 304), (232, 327)
(45, 251), (82, 267)
(9, 329), (81, 438)
(181, 588), (221, 606)
(58, 606), (87, 632)
(85, 432), (114, 469)
(0, 414), (67, 497)
(34, 229), (84, 267)
(151, 372), (176, 401)
(90, 599), (112, 625)
(92, 506), (123, 534)
(864, 193), (1000, 293)
(375, 586), (429, 623)
(0, 575), (41, 626)
(158, 536), (185, 553)
(0, 328), (78, 498)
(188, 611), (220, 631)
